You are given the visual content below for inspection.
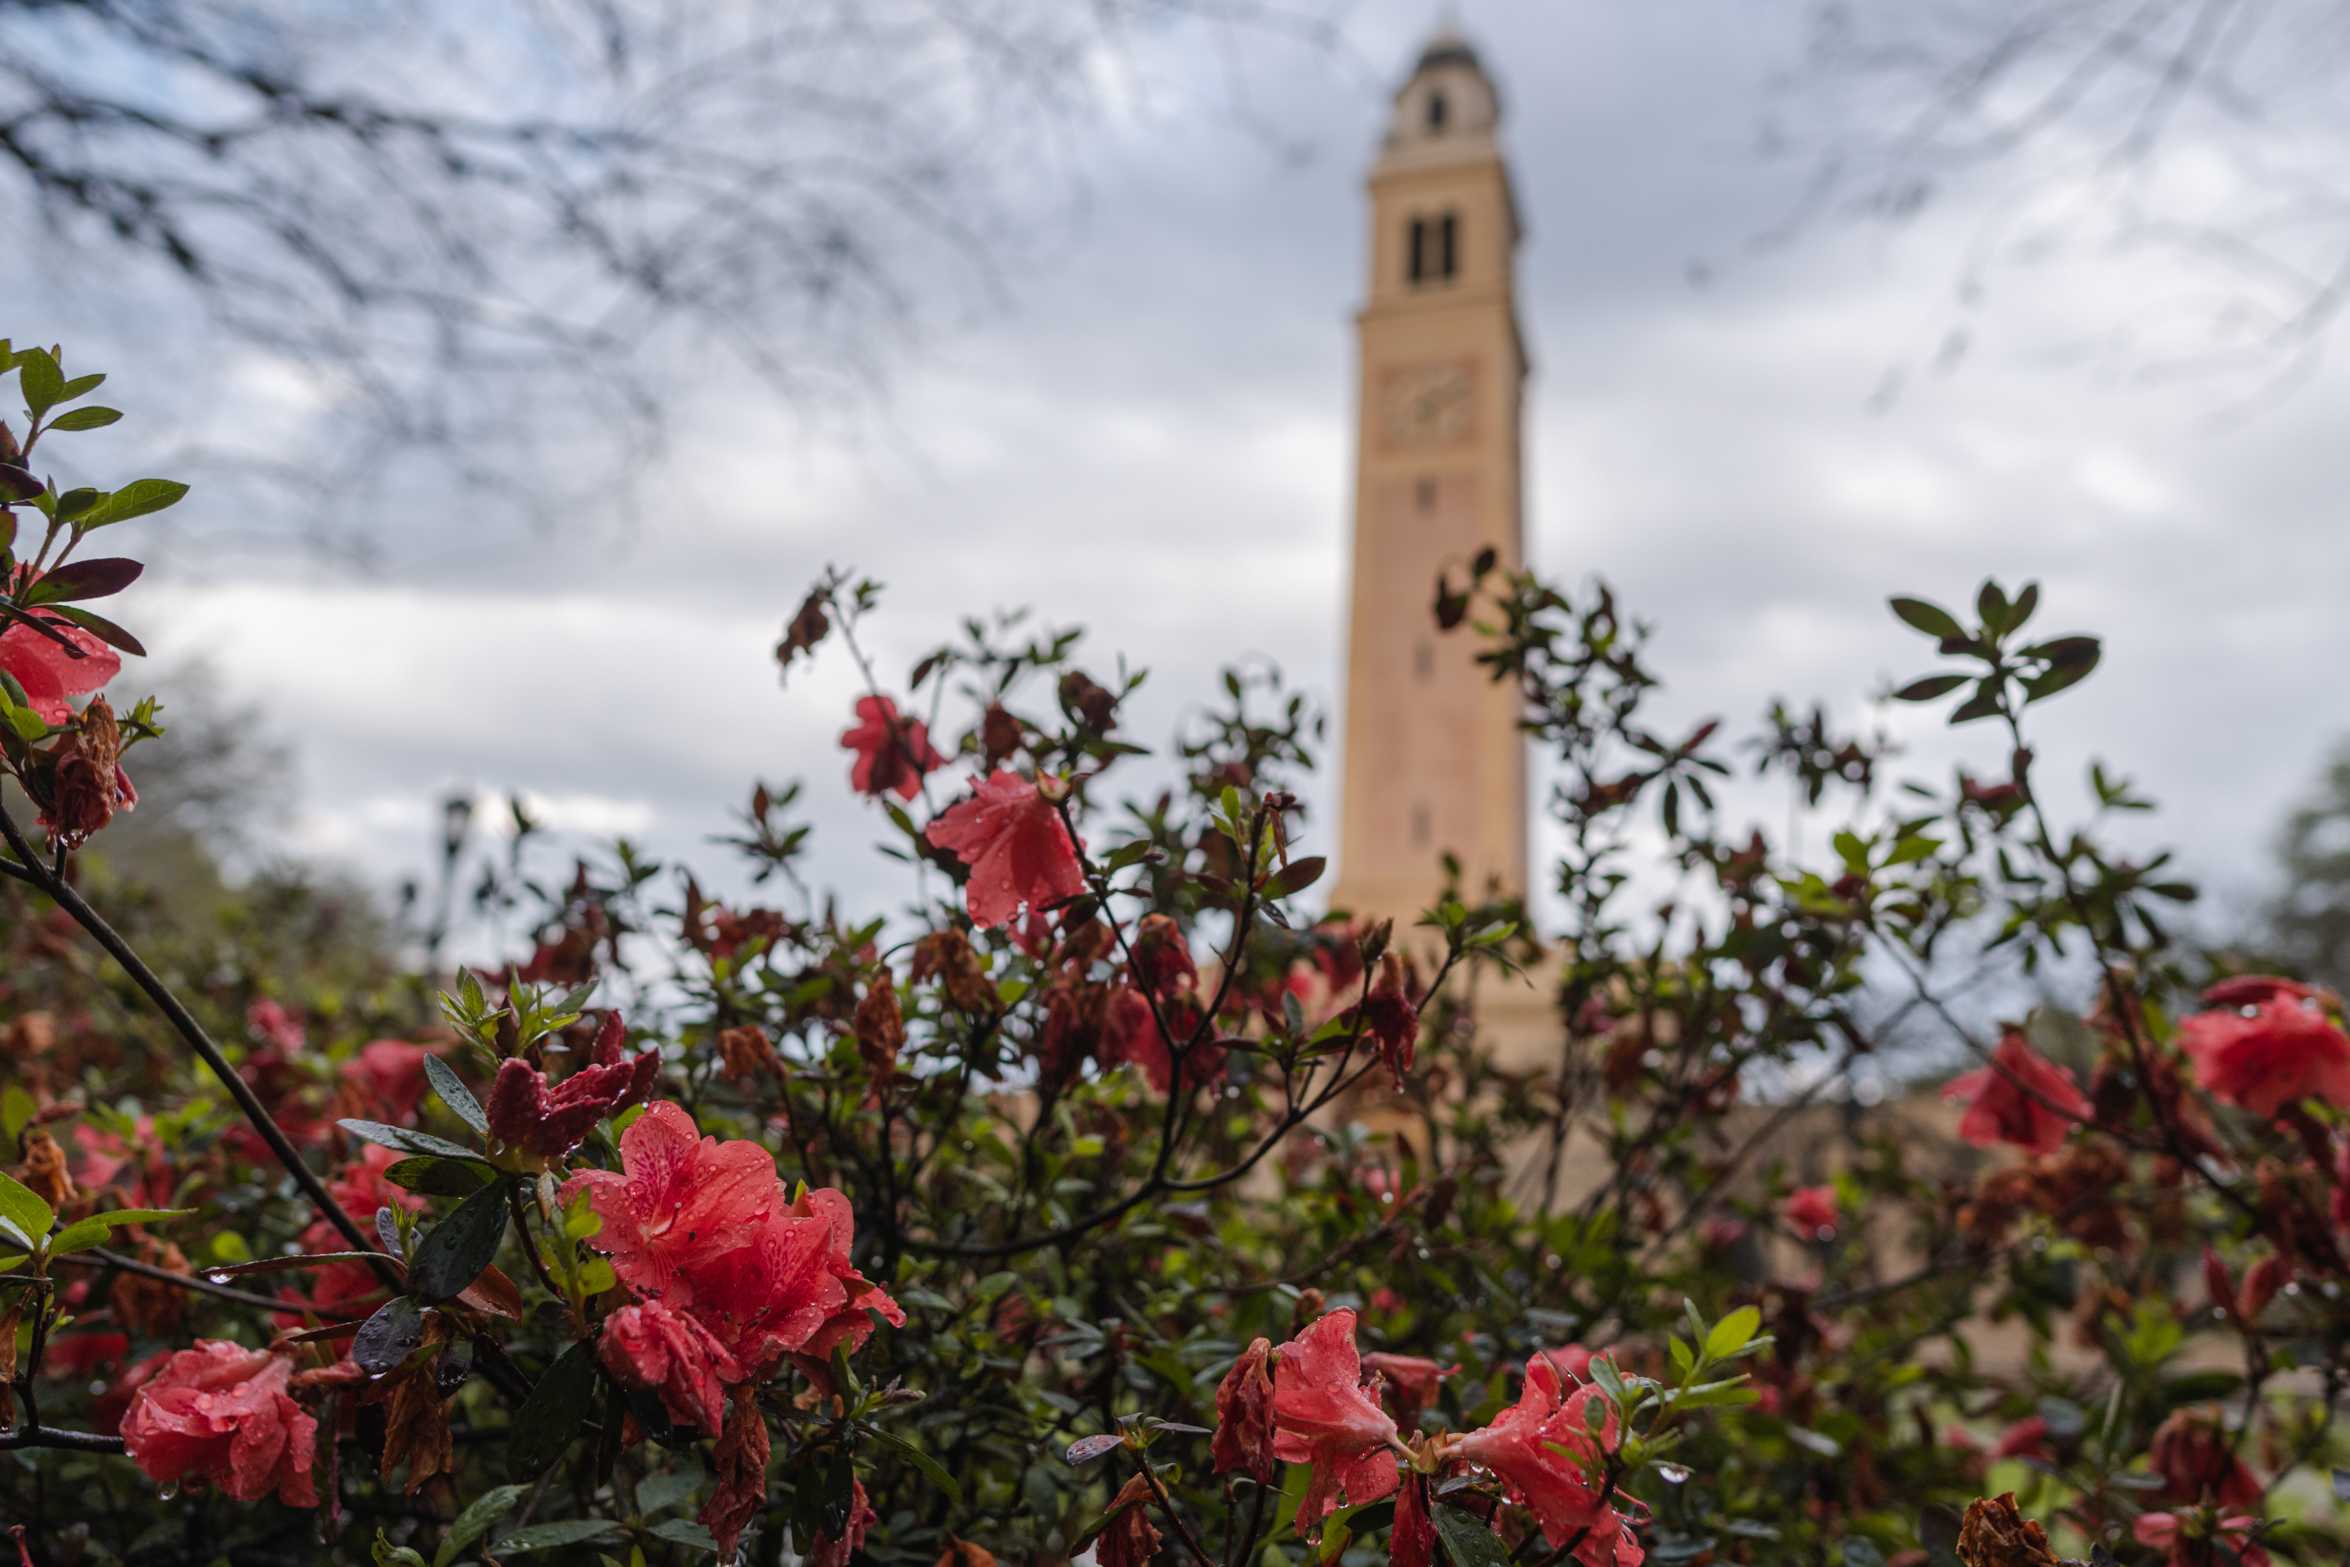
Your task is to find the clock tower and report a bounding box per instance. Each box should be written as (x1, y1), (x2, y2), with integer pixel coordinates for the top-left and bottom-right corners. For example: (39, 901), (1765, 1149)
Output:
(1330, 26), (1531, 934)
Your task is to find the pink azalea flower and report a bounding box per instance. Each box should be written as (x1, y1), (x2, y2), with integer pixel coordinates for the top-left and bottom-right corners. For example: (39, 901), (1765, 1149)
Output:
(925, 770), (1086, 929)
(1943, 1031), (2092, 1155)
(0, 609), (119, 724)
(1270, 1308), (1401, 1529)
(841, 694), (945, 801)
(121, 1342), (319, 1507)
(2177, 980), (2350, 1117)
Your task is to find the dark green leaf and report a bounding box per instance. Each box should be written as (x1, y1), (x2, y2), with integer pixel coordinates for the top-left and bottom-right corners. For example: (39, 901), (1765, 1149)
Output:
(1893, 674), (1967, 702)
(1432, 1502), (1513, 1567)
(353, 1296), (426, 1375)
(49, 605), (146, 657)
(435, 1483), (527, 1567)
(408, 1179), (511, 1304)
(338, 1120), (482, 1160)
(1888, 596), (1964, 641)
(32, 556), (141, 602)
(1262, 855), (1326, 899)
(510, 1340), (600, 1477)
(384, 1157), (492, 1198)
(46, 407), (121, 432)
(490, 1521), (625, 1554)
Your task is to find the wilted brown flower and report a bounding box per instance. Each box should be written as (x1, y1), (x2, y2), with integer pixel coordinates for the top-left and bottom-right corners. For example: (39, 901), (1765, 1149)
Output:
(377, 1364), (454, 1494)
(912, 929), (995, 1014)
(854, 975), (905, 1082)
(935, 1540), (997, 1567)
(16, 1127), (76, 1210)
(111, 1238), (194, 1336)
(716, 1023), (779, 1084)
(1954, 1493), (2062, 1567)
(43, 694), (135, 848)
(979, 703), (1023, 768)
(1096, 1473), (1164, 1567)
(775, 589), (831, 678)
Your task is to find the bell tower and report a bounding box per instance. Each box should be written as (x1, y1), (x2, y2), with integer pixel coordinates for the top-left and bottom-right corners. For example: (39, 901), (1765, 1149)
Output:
(1330, 25), (1531, 930)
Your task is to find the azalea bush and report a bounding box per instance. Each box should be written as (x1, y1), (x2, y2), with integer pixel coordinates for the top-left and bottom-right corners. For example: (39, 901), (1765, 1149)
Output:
(2, 339), (2347, 1567)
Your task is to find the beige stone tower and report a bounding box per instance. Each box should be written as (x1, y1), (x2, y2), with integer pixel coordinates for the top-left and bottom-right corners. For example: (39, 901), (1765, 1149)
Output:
(1329, 26), (1532, 932)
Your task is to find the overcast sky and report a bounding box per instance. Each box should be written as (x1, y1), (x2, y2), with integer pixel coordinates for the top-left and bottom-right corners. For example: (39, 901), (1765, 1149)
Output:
(11, 0), (2346, 943)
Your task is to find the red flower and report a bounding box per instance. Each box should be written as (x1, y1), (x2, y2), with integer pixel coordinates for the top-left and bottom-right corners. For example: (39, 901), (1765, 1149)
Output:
(1782, 1185), (1839, 1238)
(565, 1102), (791, 1313)
(1211, 1337), (1277, 1483)
(2177, 981), (2350, 1117)
(1131, 913), (1198, 996)
(121, 1342), (319, 1507)
(339, 1039), (434, 1124)
(0, 610), (119, 724)
(1990, 1415), (2052, 1463)
(486, 1012), (659, 1158)
(567, 1103), (901, 1378)
(2149, 1409), (2261, 1507)
(1270, 1308), (1401, 1529)
(1102, 986), (1173, 1093)
(739, 1186), (906, 1371)
(841, 694), (945, 801)
(1453, 1357), (1642, 1566)
(1392, 1472), (1436, 1567)
(2134, 1513), (2268, 1567)
(925, 771), (1086, 929)
(1943, 1032), (2092, 1155)
(1536, 1344), (1601, 1383)
(1361, 1352), (1458, 1420)
(1362, 954), (1419, 1090)
(600, 1299), (742, 1436)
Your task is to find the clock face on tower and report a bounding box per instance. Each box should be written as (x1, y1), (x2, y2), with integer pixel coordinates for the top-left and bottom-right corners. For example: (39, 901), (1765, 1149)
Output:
(1378, 360), (1474, 449)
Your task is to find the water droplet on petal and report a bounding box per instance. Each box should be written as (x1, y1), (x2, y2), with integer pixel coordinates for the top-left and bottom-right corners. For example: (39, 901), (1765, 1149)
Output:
(1656, 1462), (1692, 1484)
(203, 1271), (232, 1285)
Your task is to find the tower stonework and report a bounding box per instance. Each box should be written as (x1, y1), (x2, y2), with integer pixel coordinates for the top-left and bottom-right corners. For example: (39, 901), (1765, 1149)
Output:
(1330, 28), (1532, 935)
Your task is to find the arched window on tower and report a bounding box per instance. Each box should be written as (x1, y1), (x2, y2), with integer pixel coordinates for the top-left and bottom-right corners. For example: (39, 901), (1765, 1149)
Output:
(1406, 212), (1461, 286)
(1426, 90), (1449, 132)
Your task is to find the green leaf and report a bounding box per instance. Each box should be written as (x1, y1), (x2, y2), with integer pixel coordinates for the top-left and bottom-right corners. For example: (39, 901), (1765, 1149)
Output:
(0, 1169), (55, 1247)
(53, 372), (103, 403)
(384, 1157), (492, 1198)
(31, 556), (141, 603)
(1431, 1502), (1513, 1567)
(0, 1085), (33, 1141)
(1947, 684), (2004, 726)
(17, 349), (63, 417)
(868, 1425), (962, 1503)
(1703, 1305), (1761, 1361)
(46, 407), (121, 432)
(1888, 596), (1965, 641)
(373, 1530), (431, 1567)
(407, 1179), (512, 1304)
(491, 1521), (625, 1555)
(435, 1483), (527, 1567)
(47, 1217), (108, 1256)
(423, 1055), (488, 1136)
(86, 477), (188, 527)
(510, 1340), (600, 1477)
(647, 1520), (718, 1552)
